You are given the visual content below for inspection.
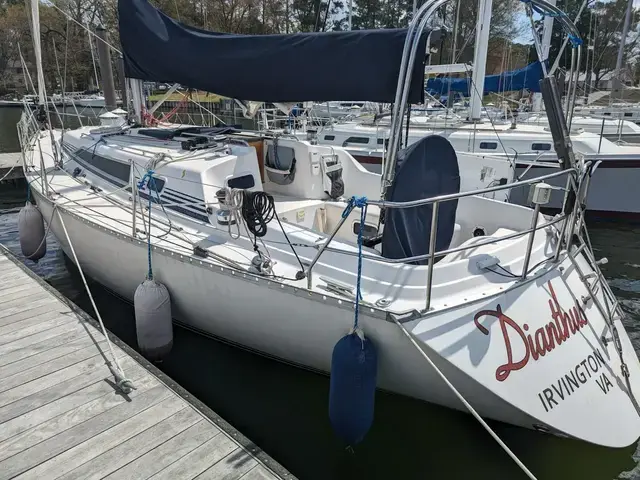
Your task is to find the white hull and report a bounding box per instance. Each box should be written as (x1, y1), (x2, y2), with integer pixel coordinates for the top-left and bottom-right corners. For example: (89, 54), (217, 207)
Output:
(18, 114), (640, 449)
(31, 185), (640, 448)
(73, 97), (106, 108)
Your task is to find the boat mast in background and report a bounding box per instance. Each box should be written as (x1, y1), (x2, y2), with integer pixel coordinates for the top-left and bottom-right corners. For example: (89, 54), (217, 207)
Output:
(468, 0), (492, 120)
(532, 0), (556, 112)
(613, 0), (634, 99)
(96, 26), (118, 111)
(26, 0), (45, 105)
(348, 0), (353, 30)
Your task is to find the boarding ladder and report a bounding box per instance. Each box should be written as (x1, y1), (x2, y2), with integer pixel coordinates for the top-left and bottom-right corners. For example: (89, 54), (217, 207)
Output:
(564, 197), (630, 381)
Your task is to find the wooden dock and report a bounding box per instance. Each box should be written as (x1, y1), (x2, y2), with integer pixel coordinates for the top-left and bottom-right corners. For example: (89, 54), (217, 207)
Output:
(0, 153), (23, 182)
(0, 245), (293, 480)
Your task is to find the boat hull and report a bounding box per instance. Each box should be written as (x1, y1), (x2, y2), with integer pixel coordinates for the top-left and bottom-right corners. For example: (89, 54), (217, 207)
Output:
(72, 98), (106, 108)
(33, 189), (640, 448)
(351, 152), (640, 220)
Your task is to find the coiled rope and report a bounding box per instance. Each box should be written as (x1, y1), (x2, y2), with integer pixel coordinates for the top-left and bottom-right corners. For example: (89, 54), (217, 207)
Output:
(217, 188), (305, 272)
(242, 191), (275, 238)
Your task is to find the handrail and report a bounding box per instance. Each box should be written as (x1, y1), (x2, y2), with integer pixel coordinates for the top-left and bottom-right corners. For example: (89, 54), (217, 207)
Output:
(302, 165), (575, 282)
(369, 167), (573, 209)
(382, 0), (450, 195)
(313, 213), (566, 265)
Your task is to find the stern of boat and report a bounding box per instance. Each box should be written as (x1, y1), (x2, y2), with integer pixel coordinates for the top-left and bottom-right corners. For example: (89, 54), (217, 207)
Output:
(410, 249), (640, 448)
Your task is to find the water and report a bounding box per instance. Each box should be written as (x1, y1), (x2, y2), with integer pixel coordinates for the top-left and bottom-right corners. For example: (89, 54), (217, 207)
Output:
(2, 115), (640, 479)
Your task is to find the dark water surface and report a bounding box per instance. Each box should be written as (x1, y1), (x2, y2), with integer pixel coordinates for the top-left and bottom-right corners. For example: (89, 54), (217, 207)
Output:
(2, 114), (640, 479)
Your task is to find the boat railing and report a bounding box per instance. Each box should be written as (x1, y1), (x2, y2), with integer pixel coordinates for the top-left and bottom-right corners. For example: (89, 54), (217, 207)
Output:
(17, 105), (40, 162)
(303, 165), (587, 312)
(17, 102), (55, 196)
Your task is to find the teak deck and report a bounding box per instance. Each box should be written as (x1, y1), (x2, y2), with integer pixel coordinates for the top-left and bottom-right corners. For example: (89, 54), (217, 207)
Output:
(0, 245), (292, 480)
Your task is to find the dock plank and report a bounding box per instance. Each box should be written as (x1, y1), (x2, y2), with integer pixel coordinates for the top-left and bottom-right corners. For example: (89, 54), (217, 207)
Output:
(0, 352), (124, 409)
(0, 313), (79, 346)
(148, 434), (240, 480)
(0, 287), (52, 307)
(0, 245), (291, 480)
(0, 341), (110, 394)
(0, 369), (156, 463)
(56, 407), (203, 480)
(0, 283), (43, 301)
(15, 395), (188, 480)
(0, 368), (152, 445)
(240, 466), (282, 480)
(0, 320), (97, 357)
(0, 353), (134, 425)
(0, 327), (97, 367)
(196, 449), (258, 480)
(0, 296), (59, 323)
(0, 309), (74, 336)
(0, 303), (71, 328)
(0, 335), (105, 380)
(103, 421), (219, 480)
(0, 385), (171, 479)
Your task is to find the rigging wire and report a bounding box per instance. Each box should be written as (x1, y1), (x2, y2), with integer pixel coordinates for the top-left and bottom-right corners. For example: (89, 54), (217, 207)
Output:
(0, 155), (22, 183)
(462, 63), (515, 168)
(56, 208), (135, 394)
(49, 3), (122, 55)
(391, 313), (538, 480)
(87, 30), (100, 93)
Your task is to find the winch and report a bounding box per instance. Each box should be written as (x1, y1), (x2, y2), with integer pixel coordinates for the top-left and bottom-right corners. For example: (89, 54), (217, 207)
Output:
(215, 188), (236, 226)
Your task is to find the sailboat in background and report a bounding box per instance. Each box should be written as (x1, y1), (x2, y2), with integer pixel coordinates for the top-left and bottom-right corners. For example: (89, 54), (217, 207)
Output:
(17, 0), (640, 455)
(304, 0), (640, 220)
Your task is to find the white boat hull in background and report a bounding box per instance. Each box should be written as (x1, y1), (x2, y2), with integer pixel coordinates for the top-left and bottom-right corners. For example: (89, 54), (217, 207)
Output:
(513, 159), (640, 220)
(347, 149), (640, 220)
(73, 96), (106, 108)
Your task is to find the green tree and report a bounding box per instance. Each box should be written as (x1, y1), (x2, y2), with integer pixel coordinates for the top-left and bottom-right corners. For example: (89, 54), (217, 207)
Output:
(539, 0), (639, 90)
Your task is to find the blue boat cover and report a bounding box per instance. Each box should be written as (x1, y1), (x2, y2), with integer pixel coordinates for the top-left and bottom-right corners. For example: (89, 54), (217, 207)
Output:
(381, 135), (460, 265)
(426, 61), (543, 95)
(118, 0), (429, 103)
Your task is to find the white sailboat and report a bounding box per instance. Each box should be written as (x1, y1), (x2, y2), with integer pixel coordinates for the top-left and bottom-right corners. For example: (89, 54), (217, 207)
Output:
(18, 0), (640, 455)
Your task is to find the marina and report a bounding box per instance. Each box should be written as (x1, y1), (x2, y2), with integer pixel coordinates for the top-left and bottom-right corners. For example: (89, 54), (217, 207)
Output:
(0, 244), (292, 480)
(0, 189), (639, 479)
(1, 0), (640, 477)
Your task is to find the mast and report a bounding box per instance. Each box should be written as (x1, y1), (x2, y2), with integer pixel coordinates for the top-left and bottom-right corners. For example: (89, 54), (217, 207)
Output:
(26, 0), (45, 105)
(532, 0), (556, 112)
(469, 0), (493, 120)
(96, 27), (117, 110)
(613, 0), (634, 97)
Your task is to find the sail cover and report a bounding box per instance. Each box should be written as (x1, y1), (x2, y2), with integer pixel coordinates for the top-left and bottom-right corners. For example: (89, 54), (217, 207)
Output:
(118, 0), (430, 103)
(426, 61), (544, 95)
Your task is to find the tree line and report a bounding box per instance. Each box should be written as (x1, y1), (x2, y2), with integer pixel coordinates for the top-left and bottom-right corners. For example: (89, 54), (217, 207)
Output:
(0, 0), (635, 96)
